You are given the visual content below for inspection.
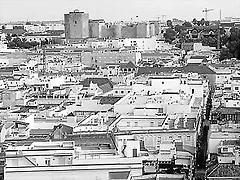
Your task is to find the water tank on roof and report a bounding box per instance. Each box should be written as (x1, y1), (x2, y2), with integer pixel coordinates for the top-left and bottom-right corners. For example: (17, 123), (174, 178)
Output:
(74, 9), (80, 13)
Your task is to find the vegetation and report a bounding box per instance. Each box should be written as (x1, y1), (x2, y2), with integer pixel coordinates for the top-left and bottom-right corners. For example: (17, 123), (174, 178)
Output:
(7, 37), (39, 49)
(163, 18), (240, 60)
(220, 27), (240, 60)
(5, 34), (51, 49)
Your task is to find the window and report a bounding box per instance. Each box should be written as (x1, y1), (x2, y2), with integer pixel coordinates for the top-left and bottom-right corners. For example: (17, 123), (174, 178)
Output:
(74, 21), (77, 24)
(162, 82), (164, 84)
(45, 159), (50, 166)
(134, 121), (138, 127)
(178, 135), (181, 140)
(192, 89), (195, 94)
(115, 91), (118, 94)
(169, 136), (173, 140)
(121, 91), (124, 94)
(150, 121), (154, 127)
(127, 122), (130, 127)
(235, 87), (239, 90)
(158, 108), (163, 113)
(187, 135), (191, 141)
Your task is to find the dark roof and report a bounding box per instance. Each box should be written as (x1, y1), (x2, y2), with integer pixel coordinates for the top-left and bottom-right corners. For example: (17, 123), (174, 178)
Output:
(142, 52), (172, 57)
(11, 106), (37, 113)
(208, 164), (240, 177)
(222, 140), (240, 146)
(92, 96), (122, 105)
(53, 124), (73, 135)
(65, 133), (116, 149)
(120, 61), (136, 69)
(0, 66), (19, 72)
(213, 107), (240, 115)
(30, 129), (52, 135)
(109, 171), (130, 180)
(136, 65), (216, 76)
(183, 65), (216, 74)
(99, 83), (113, 93)
(81, 78), (113, 88)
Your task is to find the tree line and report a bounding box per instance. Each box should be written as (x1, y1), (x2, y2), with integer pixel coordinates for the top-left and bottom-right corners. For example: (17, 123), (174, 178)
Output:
(5, 34), (50, 49)
(163, 18), (240, 60)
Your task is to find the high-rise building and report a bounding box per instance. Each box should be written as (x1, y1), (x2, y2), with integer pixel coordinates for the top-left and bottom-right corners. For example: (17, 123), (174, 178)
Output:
(64, 9), (89, 40)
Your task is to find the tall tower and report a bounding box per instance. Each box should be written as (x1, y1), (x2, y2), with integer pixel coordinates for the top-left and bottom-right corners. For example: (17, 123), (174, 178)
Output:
(64, 9), (89, 40)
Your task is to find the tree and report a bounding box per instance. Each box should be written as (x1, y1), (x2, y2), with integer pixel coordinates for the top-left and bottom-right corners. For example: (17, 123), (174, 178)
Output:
(164, 28), (177, 43)
(166, 20), (173, 28)
(205, 21), (210, 26)
(202, 36), (217, 47)
(219, 47), (233, 61)
(6, 33), (12, 42)
(219, 27), (240, 61)
(192, 18), (197, 25)
(200, 18), (205, 26)
(182, 21), (192, 28)
(175, 25), (185, 33)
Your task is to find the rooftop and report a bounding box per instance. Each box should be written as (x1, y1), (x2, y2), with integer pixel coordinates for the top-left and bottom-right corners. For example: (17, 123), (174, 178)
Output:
(136, 65), (216, 76)
(208, 164), (240, 178)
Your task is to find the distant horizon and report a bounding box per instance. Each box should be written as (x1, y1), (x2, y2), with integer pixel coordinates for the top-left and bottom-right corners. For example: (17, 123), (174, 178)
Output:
(0, 0), (240, 23)
(0, 17), (234, 25)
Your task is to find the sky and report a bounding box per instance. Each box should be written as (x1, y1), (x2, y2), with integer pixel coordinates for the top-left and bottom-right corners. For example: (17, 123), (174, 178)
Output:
(0, 0), (240, 23)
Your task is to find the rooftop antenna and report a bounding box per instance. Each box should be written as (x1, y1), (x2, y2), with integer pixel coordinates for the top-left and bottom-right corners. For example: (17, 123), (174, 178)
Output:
(42, 46), (47, 75)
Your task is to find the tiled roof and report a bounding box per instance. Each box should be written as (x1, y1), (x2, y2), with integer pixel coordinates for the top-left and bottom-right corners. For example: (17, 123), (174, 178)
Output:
(142, 52), (172, 57)
(214, 107), (240, 115)
(222, 140), (240, 146)
(81, 77), (113, 88)
(120, 61), (136, 69)
(53, 124), (73, 135)
(183, 65), (216, 74)
(99, 83), (113, 93)
(66, 133), (116, 149)
(208, 164), (240, 177)
(92, 96), (122, 105)
(136, 65), (216, 76)
(11, 106), (37, 113)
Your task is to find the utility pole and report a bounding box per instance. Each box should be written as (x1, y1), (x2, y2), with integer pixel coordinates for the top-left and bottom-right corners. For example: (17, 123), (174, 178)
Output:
(220, 10), (222, 21)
